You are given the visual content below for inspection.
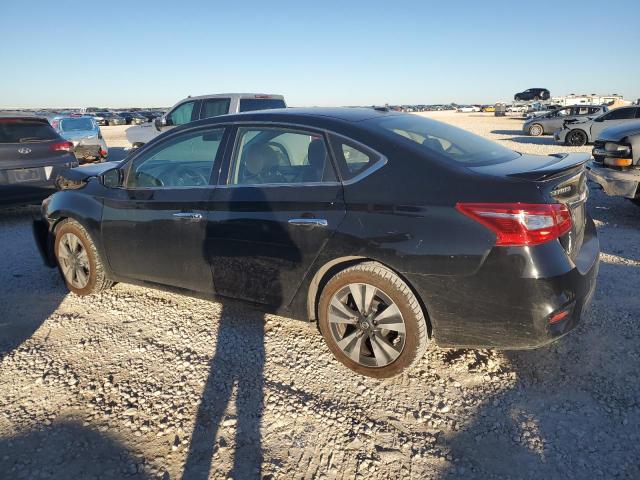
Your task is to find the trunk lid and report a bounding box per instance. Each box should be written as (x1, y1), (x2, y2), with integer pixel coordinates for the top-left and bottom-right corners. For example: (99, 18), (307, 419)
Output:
(470, 153), (589, 260)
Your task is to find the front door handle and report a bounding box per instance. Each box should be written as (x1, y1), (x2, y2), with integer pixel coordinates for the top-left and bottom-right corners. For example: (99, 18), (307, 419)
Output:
(173, 212), (203, 220)
(288, 218), (328, 227)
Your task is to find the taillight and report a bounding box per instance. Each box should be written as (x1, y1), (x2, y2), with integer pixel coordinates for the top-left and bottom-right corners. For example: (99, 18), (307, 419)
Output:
(50, 141), (74, 152)
(456, 203), (572, 246)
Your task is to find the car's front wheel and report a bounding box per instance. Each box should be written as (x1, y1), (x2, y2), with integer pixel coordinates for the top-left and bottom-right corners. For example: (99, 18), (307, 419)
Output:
(528, 123), (544, 136)
(54, 219), (113, 296)
(318, 262), (429, 378)
(566, 129), (588, 146)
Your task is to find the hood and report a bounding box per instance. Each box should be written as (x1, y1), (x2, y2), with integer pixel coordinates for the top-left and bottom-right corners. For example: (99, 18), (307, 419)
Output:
(597, 119), (640, 141)
(468, 152), (589, 181)
(60, 130), (98, 141)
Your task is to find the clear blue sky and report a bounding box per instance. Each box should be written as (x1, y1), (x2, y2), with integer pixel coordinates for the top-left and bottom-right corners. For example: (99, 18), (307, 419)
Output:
(1, 0), (638, 108)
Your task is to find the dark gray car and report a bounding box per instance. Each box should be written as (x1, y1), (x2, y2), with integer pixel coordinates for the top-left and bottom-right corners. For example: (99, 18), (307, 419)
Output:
(0, 117), (78, 206)
(523, 105), (607, 136)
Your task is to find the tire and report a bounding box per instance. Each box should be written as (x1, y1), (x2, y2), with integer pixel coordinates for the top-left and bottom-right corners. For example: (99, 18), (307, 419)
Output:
(533, 96), (540, 101)
(318, 262), (429, 378)
(528, 123), (544, 136)
(54, 219), (113, 296)
(566, 129), (588, 146)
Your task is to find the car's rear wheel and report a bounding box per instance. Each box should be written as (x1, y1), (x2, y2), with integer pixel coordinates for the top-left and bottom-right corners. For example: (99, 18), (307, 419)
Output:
(54, 219), (113, 296)
(528, 123), (544, 136)
(318, 262), (429, 378)
(566, 129), (588, 146)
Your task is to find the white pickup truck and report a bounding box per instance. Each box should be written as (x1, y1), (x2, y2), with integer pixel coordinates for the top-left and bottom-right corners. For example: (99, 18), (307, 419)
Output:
(125, 93), (286, 147)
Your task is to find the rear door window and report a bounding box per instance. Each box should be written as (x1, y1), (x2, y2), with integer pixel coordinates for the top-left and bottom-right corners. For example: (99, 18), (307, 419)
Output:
(199, 98), (231, 119)
(0, 120), (59, 143)
(238, 98), (286, 112)
(604, 108), (636, 120)
(228, 127), (336, 185)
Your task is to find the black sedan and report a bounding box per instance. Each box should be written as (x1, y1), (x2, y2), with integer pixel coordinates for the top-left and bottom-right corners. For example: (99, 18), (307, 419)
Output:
(33, 108), (599, 378)
(1, 117), (78, 206)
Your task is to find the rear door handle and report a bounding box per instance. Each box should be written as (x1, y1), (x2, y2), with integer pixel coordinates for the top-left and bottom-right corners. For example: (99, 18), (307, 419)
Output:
(173, 212), (203, 220)
(288, 218), (328, 227)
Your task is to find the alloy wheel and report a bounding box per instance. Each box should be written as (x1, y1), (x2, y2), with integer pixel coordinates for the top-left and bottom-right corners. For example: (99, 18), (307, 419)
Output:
(327, 283), (406, 367)
(568, 130), (586, 146)
(57, 232), (90, 289)
(529, 124), (543, 136)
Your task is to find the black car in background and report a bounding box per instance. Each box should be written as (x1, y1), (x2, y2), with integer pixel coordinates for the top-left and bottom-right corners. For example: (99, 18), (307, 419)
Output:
(1, 117), (77, 206)
(117, 111), (147, 125)
(514, 88), (551, 101)
(33, 108), (599, 377)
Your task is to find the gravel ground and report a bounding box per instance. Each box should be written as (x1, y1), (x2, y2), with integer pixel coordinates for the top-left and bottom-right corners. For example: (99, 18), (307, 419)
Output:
(1, 111), (638, 479)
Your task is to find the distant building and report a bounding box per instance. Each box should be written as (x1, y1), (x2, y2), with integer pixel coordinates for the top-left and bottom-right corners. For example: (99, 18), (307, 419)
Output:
(552, 93), (630, 108)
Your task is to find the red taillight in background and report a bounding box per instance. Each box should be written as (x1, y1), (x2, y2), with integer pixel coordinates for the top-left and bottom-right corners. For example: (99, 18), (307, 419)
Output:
(456, 203), (572, 246)
(49, 141), (74, 152)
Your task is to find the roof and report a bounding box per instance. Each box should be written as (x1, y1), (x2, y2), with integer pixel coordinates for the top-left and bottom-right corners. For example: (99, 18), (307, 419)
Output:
(223, 107), (402, 123)
(178, 93), (285, 101)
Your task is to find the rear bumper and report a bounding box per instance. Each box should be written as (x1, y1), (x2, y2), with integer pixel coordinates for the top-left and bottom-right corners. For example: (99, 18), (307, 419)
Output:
(587, 161), (640, 199)
(407, 217), (600, 349)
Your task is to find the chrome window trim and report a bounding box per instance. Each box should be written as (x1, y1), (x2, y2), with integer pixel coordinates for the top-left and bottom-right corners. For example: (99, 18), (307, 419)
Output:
(128, 119), (389, 188)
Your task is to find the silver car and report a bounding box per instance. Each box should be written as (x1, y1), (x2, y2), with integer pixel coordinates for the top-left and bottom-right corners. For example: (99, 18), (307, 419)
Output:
(51, 115), (108, 163)
(554, 106), (640, 146)
(523, 105), (607, 136)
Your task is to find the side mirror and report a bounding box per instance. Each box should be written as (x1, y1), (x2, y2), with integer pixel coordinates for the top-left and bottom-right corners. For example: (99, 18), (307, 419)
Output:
(100, 168), (123, 188)
(154, 116), (169, 131)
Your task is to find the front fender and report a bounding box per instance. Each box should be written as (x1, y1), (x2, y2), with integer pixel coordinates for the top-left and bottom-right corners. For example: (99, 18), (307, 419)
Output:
(40, 188), (112, 277)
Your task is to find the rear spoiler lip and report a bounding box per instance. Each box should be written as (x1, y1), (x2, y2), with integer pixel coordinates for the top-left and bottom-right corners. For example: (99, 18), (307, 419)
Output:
(506, 153), (590, 181)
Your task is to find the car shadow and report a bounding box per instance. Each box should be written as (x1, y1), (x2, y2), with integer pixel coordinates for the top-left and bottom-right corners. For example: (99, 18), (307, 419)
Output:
(494, 135), (558, 146)
(0, 206), (66, 363)
(0, 420), (154, 479)
(490, 129), (524, 135)
(183, 184), (301, 479)
(438, 235), (640, 477)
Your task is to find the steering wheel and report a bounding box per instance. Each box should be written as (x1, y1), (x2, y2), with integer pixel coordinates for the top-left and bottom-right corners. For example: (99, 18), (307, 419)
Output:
(260, 165), (287, 184)
(136, 171), (164, 187)
(169, 165), (209, 187)
(267, 142), (290, 166)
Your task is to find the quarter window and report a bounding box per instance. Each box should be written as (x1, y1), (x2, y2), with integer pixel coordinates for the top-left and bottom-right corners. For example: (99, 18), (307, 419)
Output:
(341, 144), (375, 177)
(229, 127), (336, 185)
(127, 128), (224, 188)
(168, 101), (196, 126)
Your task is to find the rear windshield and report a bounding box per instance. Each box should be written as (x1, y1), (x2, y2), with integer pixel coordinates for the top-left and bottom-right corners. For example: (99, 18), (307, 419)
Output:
(60, 118), (95, 131)
(239, 98), (286, 112)
(369, 115), (520, 166)
(0, 120), (59, 143)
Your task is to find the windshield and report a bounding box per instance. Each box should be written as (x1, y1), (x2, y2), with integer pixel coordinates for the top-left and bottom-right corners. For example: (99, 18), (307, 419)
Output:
(239, 98), (286, 112)
(60, 118), (95, 131)
(0, 120), (59, 143)
(369, 115), (520, 166)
